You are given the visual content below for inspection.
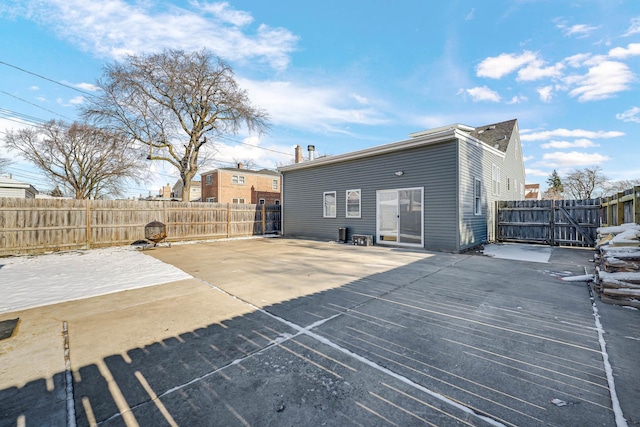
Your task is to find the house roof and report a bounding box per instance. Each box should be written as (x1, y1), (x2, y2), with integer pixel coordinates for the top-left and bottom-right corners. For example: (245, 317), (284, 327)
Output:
(468, 119), (517, 153)
(0, 176), (35, 189)
(201, 167), (280, 176)
(279, 120), (515, 172)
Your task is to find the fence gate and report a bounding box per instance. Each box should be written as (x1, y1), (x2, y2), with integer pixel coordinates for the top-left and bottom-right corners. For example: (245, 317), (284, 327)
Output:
(497, 199), (601, 247)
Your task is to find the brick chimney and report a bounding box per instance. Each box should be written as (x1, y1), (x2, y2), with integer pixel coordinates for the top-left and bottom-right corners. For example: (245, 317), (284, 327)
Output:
(237, 162), (243, 169)
(294, 145), (303, 163)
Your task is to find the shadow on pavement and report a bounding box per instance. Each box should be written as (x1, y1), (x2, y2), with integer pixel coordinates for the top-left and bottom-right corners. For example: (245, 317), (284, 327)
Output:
(1, 245), (638, 427)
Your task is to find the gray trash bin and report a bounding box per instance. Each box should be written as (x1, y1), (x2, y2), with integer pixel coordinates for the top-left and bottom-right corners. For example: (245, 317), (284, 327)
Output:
(338, 227), (348, 243)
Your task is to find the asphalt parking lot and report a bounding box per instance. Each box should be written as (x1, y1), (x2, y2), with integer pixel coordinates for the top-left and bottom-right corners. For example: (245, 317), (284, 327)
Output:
(1, 238), (638, 426)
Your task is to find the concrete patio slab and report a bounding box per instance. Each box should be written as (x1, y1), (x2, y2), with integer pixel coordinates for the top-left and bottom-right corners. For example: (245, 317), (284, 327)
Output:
(1, 238), (638, 426)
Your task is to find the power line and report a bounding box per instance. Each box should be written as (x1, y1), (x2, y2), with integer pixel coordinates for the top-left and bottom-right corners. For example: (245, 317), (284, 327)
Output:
(0, 60), (96, 97)
(0, 90), (74, 121)
(216, 134), (294, 158)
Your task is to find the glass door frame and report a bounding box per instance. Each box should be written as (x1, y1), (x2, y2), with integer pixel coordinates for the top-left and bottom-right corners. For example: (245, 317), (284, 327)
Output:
(375, 187), (424, 248)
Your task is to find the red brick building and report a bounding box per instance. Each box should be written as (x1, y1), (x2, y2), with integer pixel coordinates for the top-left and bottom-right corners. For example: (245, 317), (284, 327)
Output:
(200, 164), (281, 204)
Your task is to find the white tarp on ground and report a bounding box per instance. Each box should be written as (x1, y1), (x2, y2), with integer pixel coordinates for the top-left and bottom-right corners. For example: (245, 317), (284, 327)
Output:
(0, 246), (192, 313)
(482, 243), (552, 263)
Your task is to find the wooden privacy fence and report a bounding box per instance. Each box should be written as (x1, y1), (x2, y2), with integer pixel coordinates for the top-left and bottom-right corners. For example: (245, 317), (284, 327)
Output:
(497, 199), (601, 247)
(0, 198), (281, 256)
(601, 186), (640, 226)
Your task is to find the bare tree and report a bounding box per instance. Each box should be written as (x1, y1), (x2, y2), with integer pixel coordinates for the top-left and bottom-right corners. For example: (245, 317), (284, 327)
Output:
(563, 166), (608, 199)
(0, 157), (10, 173)
(603, 179), (640, 196)
(4, 120), (143, 199)
(83, 49), (269, 201)
(232, 158), (257, 170)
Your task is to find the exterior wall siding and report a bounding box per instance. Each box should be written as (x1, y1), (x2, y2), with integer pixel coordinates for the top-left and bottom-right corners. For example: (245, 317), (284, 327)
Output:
(458, 140), (487, 251)
(282, 140), (459, 251)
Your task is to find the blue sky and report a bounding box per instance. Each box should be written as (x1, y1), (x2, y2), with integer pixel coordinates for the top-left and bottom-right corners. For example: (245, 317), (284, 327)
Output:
(1, 0), (639, 198)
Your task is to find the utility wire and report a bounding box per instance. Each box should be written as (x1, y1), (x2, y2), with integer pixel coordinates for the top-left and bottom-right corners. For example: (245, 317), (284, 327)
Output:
(0, 60), (96, 97)
(217, 134), (294, 158)
(0, 90), (75, 121)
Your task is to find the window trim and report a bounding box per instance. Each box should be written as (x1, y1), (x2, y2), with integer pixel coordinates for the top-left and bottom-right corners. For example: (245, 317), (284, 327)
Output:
(345, 189), (361, 218)
(272, 179), (279, 190)
(323, 191), (337, 218)
(232, 175), (245, 185)
(492, 164), (501, 196)
(474, 178), (482, 215)
(206, 174), (213, 185)
(232, 197), (246, 204)
(206, 197), (216, 203)
(259, 198), (265, 204)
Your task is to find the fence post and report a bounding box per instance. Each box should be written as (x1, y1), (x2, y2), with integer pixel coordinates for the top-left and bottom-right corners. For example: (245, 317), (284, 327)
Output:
(227, 203), (231, 238)
(85, 199), (91, 249)
(616, 191), (625, 226)
(549, 200), (555, 247)
(634, 186), (640, 225)
(262, 204), (266, 235)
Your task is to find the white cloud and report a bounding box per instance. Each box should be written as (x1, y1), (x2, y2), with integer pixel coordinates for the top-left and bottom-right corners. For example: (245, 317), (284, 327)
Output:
(11, 0), (298, 70)
(540, 139), (598, 149)
(541, 151), (610, 167)
(238, 78), (388, 132)
(465, 9), (474, 21)
(563, 53), (592, 68)
(517, 60), (564, 81)
(560, 24), (599, 38)
(525, 168), (550, 177)
(211, 135), (294, 169)
(74, 82), (100, 92)
(465, 86), (501, 102)
(506, 95), (527, 104)
(567, 61), (634, 101)
(29, 86), (39, 91)
(523, 155), (534, 162)
(616, 106), (640, 123)
(608, 43), (640, 59)
(623, 16), (640, 37)
(521, 128), (624, 141)
(536, 86), (553, 103)
(69, 96), (85, 105)
(476, 51), (537, 79)
(194, 1), (253, 26)
(350, 93), (370, 105)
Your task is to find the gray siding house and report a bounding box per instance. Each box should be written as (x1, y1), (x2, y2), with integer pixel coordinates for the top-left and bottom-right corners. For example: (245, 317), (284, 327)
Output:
(278, 119), (525, 252)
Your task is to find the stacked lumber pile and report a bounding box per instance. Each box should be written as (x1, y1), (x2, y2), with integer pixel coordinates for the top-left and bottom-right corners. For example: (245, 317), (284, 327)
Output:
(594, 223), (640, 308)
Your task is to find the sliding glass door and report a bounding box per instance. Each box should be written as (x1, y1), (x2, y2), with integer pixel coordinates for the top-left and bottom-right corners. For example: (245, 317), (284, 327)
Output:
(376, 188), (423, 247)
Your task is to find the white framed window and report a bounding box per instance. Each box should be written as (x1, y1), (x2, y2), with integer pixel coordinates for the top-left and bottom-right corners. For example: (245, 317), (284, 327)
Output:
(272, 179), (279, 190)
(323, 191), (336, 218)
(474, 178), (482, 215)
(492, 164), (501, 196)
(206, 174), (212, 185)
(346, 189), (361, 218)
(274, 199), (280, 205)
(232, 198), (246, 204)
(259, 198), (265, 204)
(206, 197), (216, 202)
(232, 175), (245, 185)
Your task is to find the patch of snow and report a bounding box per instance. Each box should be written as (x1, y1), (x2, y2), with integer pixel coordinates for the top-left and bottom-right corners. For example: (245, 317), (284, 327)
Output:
(483, 243), (552, 263)
(561, 274), (594, 282)
(597, 223), (640, 235)
(0, 246), (192, 313)
(551, 398), (567, 407)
